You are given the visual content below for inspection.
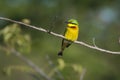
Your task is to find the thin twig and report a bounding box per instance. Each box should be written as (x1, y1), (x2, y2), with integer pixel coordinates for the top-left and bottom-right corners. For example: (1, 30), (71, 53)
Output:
(0, 17), (120, 54)
(92, 38), (97, 47)
(10, 48), (52, 80)
(46, 55), (64, 80)
(80, 68), (86, 80)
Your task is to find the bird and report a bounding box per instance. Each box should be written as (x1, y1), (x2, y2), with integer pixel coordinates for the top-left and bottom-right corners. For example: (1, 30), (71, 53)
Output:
(58, 19), (79, 56)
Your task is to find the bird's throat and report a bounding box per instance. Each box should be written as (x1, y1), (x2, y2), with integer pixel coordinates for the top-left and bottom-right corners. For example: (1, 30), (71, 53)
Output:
(69, 26), (77, 29)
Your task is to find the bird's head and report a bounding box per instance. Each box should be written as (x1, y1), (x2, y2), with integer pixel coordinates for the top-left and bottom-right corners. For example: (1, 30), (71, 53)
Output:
(66, 19), (79, 28)
(67, 19), (78, 25)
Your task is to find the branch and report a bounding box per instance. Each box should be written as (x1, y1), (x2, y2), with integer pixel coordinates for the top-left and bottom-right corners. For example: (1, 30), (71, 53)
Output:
(80, 68), (86, 80)
(92, 38), (97, 47)
(10, 48), (52, 80)
(0, 17), (120, 55)
(0, 45), (51, 79)
(46, 55), (64, 80)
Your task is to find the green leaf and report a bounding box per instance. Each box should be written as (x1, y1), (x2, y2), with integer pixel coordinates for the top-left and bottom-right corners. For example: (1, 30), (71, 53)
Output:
(4, 33), (12, 43)
(3, 65), (34, 76)
(2, 26), (10, 35)
(72, 64), (83, 73)
(22, 19), (31, 24)
(3, 66), (12, 76)
(0, 22), (31, 54)
(57, 59), (65, 70)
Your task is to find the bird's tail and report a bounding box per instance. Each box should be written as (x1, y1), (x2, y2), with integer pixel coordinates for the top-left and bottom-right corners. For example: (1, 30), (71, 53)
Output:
(58, 51), (63, 57)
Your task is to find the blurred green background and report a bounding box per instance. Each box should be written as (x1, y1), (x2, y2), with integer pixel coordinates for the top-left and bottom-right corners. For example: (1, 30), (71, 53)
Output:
(0, 0), (120, 80)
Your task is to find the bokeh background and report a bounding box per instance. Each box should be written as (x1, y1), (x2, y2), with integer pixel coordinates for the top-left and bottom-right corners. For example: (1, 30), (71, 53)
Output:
(0, 0), (120, 80)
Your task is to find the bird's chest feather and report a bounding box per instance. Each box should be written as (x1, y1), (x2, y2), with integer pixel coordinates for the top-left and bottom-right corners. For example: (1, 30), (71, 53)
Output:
(65, 27), (78, 41)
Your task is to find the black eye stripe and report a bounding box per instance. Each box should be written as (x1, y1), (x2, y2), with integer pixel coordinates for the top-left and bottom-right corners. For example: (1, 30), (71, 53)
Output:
(68, 22), (77, 25)
(70, 26), (76, 28)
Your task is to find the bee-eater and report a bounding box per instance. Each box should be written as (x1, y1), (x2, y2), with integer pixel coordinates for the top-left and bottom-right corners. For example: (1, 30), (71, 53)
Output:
(58, 19), (79, 56)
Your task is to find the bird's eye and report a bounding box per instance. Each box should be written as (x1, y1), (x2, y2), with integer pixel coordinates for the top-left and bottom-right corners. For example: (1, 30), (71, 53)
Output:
(70, 26), (76, 29)
(70, 22), (77, 25)
(67, 22), (76, 25)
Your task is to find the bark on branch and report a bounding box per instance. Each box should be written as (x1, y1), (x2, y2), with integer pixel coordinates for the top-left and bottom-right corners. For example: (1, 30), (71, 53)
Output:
(0, 17), (120, 55)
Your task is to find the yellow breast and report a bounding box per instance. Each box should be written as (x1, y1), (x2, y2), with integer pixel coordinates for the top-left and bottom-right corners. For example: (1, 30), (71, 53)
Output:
(65, 25), (79, 41)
